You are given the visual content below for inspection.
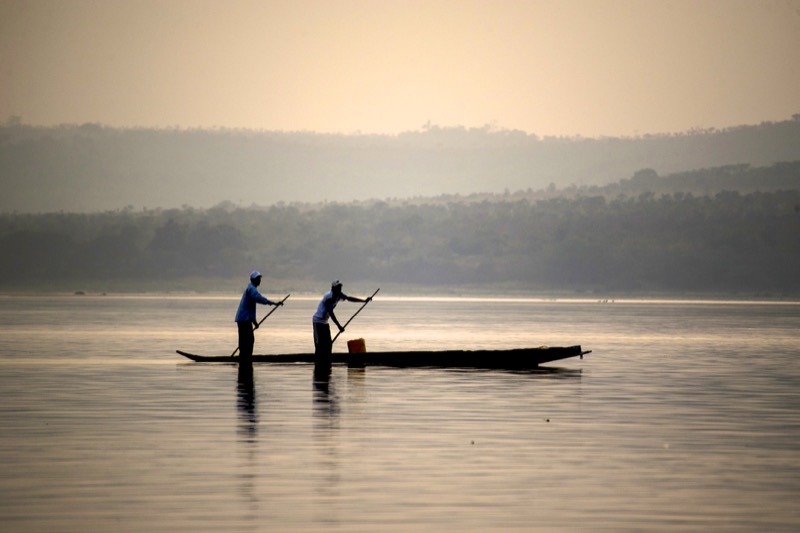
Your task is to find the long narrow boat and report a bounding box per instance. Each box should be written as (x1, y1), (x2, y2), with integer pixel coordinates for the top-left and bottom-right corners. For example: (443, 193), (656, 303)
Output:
(176, 345), (590, 369)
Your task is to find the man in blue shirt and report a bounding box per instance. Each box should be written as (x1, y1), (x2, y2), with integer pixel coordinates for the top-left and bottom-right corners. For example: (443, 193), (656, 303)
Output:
(235, 271), (282, 361)
(312, 280), (372, 355)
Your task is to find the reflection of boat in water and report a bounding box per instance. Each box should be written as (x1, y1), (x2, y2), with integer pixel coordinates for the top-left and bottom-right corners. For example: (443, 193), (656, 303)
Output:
(177, 345), (591, 369)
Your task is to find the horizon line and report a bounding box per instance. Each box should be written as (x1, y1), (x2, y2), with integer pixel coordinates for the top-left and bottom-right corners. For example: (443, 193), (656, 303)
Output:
(4, 114), (799, 141)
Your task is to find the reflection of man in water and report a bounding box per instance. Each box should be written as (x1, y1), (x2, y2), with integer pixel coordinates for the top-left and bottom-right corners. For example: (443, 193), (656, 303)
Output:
(313, 357), (340, 422)
(312, 280), (371, 356)
(237, 364), (257, 441)
(235, 271), (282, 362)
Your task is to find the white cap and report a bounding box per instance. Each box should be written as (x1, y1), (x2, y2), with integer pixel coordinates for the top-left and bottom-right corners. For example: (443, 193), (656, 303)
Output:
(250, 271), (262, 280)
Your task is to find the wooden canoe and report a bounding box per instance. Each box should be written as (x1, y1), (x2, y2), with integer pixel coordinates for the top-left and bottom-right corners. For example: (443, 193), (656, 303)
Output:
(176, 345), (590, 369)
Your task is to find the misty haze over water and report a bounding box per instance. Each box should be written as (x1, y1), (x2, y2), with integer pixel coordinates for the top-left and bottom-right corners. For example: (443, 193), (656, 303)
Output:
(1, 164), (799, 297)
(3, 3), (799, 531)
(2, 118), (799, 213)
(1, 118), (799, 297)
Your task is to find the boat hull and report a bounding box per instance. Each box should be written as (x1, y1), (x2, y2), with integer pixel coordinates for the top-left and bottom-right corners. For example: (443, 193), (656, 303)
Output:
(177, 346), (590, 369)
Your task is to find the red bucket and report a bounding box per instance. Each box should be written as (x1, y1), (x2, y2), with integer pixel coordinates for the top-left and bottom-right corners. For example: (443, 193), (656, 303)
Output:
(347, 338), (367, 353)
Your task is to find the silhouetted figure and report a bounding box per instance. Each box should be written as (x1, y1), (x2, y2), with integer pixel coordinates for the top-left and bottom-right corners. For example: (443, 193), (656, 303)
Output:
(311, 280), (372, 356)
(235, 271), (283, 363)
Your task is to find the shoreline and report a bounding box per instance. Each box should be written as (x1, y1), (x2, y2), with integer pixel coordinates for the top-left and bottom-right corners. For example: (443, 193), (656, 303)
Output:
(1, 288), (798, 305)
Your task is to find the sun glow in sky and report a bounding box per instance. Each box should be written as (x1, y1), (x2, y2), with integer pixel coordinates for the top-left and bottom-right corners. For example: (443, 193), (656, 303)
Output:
(1, 0), (799, 137)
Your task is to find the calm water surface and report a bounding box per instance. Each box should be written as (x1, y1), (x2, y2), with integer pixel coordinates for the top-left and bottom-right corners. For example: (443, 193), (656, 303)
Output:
(0, 294), (798, 532)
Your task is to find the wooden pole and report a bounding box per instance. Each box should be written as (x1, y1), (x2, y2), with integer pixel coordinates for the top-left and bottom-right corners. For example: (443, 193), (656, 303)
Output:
(332, 288), (380, 344)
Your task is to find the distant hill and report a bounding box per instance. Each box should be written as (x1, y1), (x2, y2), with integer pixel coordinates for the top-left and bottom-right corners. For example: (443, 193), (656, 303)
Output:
(2, 117), (800, 213)
(390, 161), (800, 206)
(590, 161), (800, 199)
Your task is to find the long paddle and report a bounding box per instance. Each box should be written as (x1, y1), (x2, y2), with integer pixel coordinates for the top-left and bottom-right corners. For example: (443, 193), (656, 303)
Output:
(331, 288), (380, 344)
(232, 294), (290, 356)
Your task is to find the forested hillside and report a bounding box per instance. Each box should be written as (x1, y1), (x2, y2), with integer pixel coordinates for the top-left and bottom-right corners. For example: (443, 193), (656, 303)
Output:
(403, 161), (800, 204)
(2, 117), (800, 212)
(2, 163), (799, 296)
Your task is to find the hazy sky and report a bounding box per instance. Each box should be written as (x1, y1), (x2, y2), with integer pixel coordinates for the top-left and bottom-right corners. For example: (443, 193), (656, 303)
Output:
(2, 0), (799, 137)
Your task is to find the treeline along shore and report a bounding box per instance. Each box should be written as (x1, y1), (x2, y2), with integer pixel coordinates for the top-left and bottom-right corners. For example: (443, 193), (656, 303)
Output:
(2, 162), (799, 296)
